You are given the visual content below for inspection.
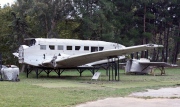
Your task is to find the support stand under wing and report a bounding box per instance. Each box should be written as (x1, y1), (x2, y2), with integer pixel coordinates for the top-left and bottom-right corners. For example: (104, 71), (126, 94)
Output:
(125, 58), (177, 75)
(26, 66), (99, 79)
(26, 57), (121, 81)
(139, 62), (175, 75)
(107, 56), (120, 81)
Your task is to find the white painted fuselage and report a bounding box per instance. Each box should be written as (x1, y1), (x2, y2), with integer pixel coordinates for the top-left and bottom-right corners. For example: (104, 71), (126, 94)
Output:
(14, 38), (126, 67)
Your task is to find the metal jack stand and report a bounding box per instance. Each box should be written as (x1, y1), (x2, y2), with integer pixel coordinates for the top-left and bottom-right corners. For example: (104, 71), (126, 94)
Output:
(107, 56), (120, 81)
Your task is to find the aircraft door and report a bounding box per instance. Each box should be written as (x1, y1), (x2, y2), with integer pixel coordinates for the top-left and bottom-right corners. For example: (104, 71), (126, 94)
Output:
(18, 46), (24, 63)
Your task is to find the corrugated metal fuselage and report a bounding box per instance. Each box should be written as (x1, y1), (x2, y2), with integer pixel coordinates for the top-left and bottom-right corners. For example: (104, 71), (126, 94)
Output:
(16, 38), (125, 67)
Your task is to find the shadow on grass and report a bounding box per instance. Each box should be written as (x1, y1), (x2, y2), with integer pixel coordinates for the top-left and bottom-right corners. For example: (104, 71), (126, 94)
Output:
(33, 75), (92, 81)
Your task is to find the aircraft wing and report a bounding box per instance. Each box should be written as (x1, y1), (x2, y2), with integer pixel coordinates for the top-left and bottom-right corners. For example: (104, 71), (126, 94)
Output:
(139, 62), (174, 67)
(52, 44), (163, 68)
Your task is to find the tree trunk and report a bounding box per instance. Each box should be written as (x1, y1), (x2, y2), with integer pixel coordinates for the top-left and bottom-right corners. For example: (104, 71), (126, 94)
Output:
(45, 15), (49, 38)
(165, 28), (169, 62)
(20, 64), (26, 72)
(141, 4), (146, 58)
(172, 22), (180, 64)
(152, 48), (156, 61)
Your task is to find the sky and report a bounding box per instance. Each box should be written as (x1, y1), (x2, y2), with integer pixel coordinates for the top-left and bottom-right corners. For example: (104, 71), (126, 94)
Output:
(0, 0), (16, 6)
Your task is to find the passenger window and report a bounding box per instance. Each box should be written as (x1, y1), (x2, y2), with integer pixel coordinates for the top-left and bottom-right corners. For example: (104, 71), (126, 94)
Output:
(49, 45), (55, 50)
(40, 45), (46, 50)
(91, 47), (98, 52)
(84, 46), (89, 51)
(58, 45), (63, 50)
(67, 46), (72, 50)
(99, 47), (104, 51)
(75, 46), (80, 50)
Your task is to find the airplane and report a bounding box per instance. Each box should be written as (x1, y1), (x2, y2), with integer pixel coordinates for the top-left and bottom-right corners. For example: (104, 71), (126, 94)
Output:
(13, 38), (163, 68)
(125, 58), (174, 75)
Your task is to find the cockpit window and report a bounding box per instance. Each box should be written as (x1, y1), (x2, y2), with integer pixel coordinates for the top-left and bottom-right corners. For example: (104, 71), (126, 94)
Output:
(30, 39), (36, 45)
(40, 45), (46, 50)
(24, 39), (36, 46)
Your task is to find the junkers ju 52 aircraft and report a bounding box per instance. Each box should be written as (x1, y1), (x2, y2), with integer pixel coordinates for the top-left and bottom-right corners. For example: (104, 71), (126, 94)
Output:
(13, 38), (163, 69)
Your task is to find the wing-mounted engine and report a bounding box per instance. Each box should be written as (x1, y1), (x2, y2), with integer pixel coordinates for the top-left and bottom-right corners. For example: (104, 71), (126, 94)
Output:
(18, 46), (24, 63)
(51, 56), (57, 67)
(13, 45), (29, 63)
(41, 54), (70, 68)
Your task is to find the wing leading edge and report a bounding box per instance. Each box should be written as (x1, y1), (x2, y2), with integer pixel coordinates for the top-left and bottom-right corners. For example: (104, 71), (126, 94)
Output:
(50, 44), (163, 68)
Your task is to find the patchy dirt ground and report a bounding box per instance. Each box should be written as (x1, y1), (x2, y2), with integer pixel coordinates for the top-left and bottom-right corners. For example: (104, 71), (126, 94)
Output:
(76, 87), (180, 107)
(129, 87), (180, 98)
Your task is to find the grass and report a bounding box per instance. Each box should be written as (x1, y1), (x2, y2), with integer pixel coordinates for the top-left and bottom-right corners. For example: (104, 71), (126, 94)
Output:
(0, 68), (179, 107)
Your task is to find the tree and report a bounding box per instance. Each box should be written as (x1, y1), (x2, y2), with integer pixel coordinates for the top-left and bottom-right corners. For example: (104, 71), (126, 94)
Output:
(13, 0), (75, 38)
(73, 0), (115, 41)
(111, 0), (137, 46)
(1, 0), (178, 64)
(0, 6), (17, 64)
(168, 0), (180, 64)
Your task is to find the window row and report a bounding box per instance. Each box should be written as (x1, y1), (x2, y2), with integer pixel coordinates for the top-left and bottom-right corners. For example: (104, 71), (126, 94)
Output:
(40, 45), (104, 52)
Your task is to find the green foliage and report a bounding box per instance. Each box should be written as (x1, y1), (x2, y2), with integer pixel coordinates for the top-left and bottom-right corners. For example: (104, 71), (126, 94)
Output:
(13, 0), (75, 38)
(146, 13), (155, 19)
(142, 32), (152, 39)
(55, 20), (80, 39)
(73, 0), (115, 41)
(0, 0), (179, 63)
(0, 7), (12, 36)
(0, 6), (18, 64)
